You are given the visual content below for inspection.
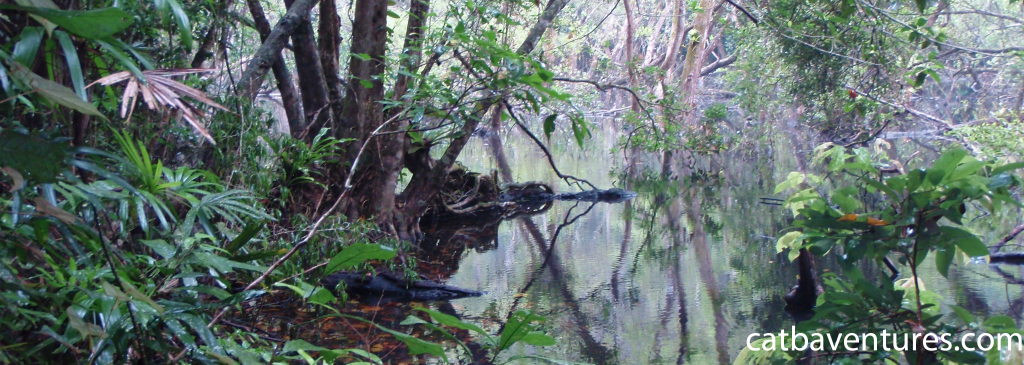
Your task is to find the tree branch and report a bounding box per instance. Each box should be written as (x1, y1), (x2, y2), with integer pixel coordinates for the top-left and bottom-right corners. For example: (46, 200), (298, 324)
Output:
(237, 0), (319, 101)
(503, 100), (597, 190)
(700, 54), (736, 75)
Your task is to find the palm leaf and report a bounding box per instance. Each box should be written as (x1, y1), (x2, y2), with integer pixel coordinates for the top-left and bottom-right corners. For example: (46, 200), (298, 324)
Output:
(88, 68), (228, 144)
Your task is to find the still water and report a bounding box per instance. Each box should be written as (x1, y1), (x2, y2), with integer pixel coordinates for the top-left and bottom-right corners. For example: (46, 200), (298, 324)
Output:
(429, 124), (1024, 364)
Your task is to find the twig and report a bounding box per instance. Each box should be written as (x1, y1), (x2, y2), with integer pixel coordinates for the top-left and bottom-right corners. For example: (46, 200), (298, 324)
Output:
(550, 77), (656, 121)
(723, 0), (759, 24)
(502, 100), (597, 190)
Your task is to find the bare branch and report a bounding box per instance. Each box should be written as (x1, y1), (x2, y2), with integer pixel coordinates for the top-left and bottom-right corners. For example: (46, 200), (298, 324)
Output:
(502, 99), (598, 191)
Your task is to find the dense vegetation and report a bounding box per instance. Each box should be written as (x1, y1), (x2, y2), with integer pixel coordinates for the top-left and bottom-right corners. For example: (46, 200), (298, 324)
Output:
(0, 0), (1022, 363)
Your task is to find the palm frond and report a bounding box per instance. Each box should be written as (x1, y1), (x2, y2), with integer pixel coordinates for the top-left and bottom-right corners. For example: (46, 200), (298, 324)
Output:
(88, 68), (229, 144)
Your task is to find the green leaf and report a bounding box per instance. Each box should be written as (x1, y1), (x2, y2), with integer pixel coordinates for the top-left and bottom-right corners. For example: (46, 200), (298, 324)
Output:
(282, 339), (329, 354)
(930, 148), (967, 181)
(934, 246), (953, 278)
(543, 114), (557, 138)
(14, 0), (58, 34)
(203, 348), (238, 365)
(94, 38), (146, 82)
(914, 71), (927, 87)
(776, 231), (803, 255)
(140, 239), (177, 259)
(518, 332), (556, 346)
(950, 305), (974, 325)
(379, 326), (445, 360)
(225, 222), (264, 254)
(506, 355), (592, 365)
(308, 286), (337, 306)
(914, 0), (926, 13)
(100, 280), (130, 302)
(400, 315), (474, 355)
(165, 0), (193, 51)
(13, 27), (43, 68)
(65, 307), (105, 338)
(274, 282), (307, 298)
(414, 307), (488, 336)
(497, 310), (546, 352)
(231, 248), (286, 262)
(121, 280), (164, 314)
(1, 5), (132, 39)
(984, 315), (1017, 331)
(992, 162), (1024, 175)
(570, 115), (591, 147)
(941, 226), (987, 257)
(322, 244), (396, 275)
(53, 31), (86, 101)
(387, 10), (400, 18)
(177, 313), (224, 355)
(7, 61), (106, 119)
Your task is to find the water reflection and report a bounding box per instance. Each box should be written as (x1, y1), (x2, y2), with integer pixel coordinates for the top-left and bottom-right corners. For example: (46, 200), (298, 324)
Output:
(439, 120), (1022, 364)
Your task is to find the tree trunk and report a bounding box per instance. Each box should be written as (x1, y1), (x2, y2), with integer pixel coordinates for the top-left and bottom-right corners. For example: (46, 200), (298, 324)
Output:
(245, 0), (305, 135)
(338, 0), (570, 241)
(284, 0), (334, 139)
(338, 0), (392, 224)
(318, 0), (345, 132)
(190, 26), (219, 68)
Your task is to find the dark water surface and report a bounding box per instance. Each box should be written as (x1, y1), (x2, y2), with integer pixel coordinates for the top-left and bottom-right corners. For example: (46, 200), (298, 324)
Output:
(427, 125), (1024, 364)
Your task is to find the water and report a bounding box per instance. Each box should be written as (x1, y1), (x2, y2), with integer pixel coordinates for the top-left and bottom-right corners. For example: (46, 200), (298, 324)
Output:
(427, 123), (1024, 364)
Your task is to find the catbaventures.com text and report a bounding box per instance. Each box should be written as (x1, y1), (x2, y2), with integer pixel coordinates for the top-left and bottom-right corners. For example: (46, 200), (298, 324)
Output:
(747, 327), (1023, 352)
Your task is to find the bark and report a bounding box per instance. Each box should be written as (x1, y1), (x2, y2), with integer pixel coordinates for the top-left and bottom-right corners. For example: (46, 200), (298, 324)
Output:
(339, 0), (388, 162)
(318, 0), (345, 130)
(391, 0), (431, 106)
(659, 0), (684, 76)
(236, 0), (319, 101)
(284, 0), (334, 139)
(339, 0), (394, 229)
(641, 1), (671, 68)
(678, 0), (719, 125)
(925, 0), (948, 27)
(245, 0), (305, 135)
(486, 104), (515, 183)
(1015, 73), (1024, 118)
(699, 54), (736, 76)
(515, 0), (572, 55)
(72, 112), (90, 147)
(190, 26), (219, 68)
(623, 0), (639, 113)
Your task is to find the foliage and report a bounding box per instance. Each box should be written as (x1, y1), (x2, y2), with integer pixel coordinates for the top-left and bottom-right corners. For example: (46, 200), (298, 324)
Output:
(758, 143), (1024, 364)
(402, 307), (557, 363)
